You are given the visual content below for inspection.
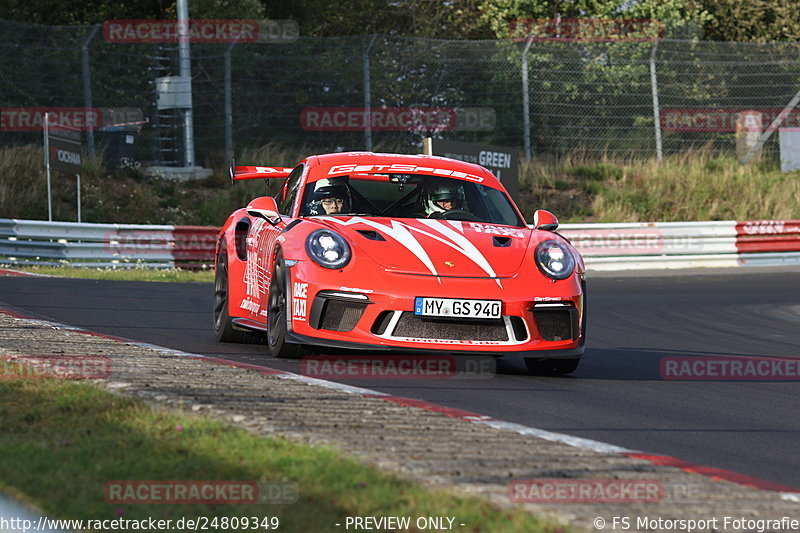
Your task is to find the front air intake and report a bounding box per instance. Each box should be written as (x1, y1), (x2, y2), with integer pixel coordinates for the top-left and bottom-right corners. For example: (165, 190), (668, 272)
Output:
(309, 291), (370, 332)
(532, 307), (578, 341)
(392, 313), (508, 341)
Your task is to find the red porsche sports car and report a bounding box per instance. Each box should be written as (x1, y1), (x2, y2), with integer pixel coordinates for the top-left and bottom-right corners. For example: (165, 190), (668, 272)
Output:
(214, 152), (586, 374)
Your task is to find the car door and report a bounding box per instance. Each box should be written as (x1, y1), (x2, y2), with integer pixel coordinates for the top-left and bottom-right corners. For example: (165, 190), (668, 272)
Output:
(245, 165), (305, 324)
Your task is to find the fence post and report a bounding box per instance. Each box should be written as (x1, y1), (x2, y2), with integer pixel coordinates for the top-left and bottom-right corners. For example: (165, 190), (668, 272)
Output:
(43, 112), (52, 222)
(224, 43), (236, 163)
(177, 0), (195, 167)
(363, 34), (378, 151)
(740, 86), (800, 164)
(521, 36), (535, 162)
(82, 24), (101, 160)
(650, 40), (663, 161)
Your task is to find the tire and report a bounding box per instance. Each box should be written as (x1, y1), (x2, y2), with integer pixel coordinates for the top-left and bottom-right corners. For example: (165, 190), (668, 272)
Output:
(267, 251), (305, 359)
(524, 357), (580, 376)
(213, 240), (266, 344)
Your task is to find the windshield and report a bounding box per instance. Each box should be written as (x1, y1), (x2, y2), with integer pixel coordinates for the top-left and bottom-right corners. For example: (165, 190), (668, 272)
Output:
(300, 174), (523, 227)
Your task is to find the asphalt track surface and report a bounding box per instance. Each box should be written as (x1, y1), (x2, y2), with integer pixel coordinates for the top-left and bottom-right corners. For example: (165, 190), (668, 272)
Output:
(1, 269), (799, 488)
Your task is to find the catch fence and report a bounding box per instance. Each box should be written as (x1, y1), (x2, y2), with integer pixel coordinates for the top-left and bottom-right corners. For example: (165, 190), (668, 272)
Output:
(2, 19), (800, 165)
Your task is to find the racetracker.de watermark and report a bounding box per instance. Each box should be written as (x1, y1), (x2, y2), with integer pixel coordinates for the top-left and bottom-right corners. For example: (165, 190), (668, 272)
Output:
(103, 19), (298, 43)
(659, 107), (800, 132)
(103, 481), (298, 504)
(660, 356), (800, 381)
(509, 479), (665, 503)
(102, 229), (216, 257)
(509, 479), (707, 504)
(300, 107), (496, 132)
(0, 356), (111, 380)
(1, 107), (144, 132)
(509, 18), (663, 42)
(300, 354), (496, 380)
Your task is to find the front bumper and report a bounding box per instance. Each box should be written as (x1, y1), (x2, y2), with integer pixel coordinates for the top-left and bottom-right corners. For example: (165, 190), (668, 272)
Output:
(285, 260), (585, 358)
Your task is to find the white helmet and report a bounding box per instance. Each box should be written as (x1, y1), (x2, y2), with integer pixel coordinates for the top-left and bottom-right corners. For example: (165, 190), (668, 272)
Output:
(424, 181), (465, 216)
(306, 178), (352, 215)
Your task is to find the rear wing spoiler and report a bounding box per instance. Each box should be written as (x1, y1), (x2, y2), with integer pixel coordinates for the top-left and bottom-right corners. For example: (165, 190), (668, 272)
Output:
(229, 162), (294, 184)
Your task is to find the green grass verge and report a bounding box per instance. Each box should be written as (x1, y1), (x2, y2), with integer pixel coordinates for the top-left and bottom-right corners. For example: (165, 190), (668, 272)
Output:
(0, 376), (556, 533)
(4, 266), (214, 283)
(4, 142), (800, 227)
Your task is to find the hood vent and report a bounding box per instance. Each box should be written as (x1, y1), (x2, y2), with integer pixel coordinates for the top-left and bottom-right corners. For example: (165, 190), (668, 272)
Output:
(493, 236), (512, 247)
(357, 229), (386, 241)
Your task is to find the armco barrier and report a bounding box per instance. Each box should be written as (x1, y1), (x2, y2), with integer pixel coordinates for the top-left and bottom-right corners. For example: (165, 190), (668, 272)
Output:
(172, 226), (219, 268)
(558, 220), (800, 270)
(735, 220), (800, 254)
(0, 219), (217, 269)
(1, 218), (799, 271)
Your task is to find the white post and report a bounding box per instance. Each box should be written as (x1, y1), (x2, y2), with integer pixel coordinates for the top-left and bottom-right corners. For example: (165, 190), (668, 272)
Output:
(76, 174), (81, 223)
(82, 24), (100, 159)
(740, 86), (800, 164)
(177, 0), (195, 167)
(422, 137), (432, 155)
(650, 41), (663, 161)
(44, 112), (52, 221)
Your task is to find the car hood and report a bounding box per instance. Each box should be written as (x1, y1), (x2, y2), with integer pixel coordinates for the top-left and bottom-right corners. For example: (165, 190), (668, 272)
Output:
(311, 216), (531, 278)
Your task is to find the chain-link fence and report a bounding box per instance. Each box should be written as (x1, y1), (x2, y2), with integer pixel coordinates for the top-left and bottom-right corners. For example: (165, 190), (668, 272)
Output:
(3, 19), (800, 167)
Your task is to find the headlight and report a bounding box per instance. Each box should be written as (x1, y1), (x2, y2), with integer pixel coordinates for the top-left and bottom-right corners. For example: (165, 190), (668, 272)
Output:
(306, 229), (351, 269)
(535, 239), (575, 280)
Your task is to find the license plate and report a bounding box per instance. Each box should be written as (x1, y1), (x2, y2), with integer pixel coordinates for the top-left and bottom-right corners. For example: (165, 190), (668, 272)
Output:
(414, 297), (502, 319)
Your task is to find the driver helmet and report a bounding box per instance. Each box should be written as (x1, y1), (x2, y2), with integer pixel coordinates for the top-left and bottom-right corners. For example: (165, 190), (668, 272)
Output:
(306, 178), (352, 216)
(424, 181), (465, 216)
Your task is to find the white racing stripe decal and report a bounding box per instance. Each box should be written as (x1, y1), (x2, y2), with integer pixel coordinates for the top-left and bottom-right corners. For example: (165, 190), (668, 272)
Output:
(415, 219), (501, 287)
(323, 217), (503, 286)
(322, 217), (439, 278)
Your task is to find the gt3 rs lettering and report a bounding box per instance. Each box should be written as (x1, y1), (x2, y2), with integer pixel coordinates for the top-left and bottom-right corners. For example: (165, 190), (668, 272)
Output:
(327, 164), (485, 183)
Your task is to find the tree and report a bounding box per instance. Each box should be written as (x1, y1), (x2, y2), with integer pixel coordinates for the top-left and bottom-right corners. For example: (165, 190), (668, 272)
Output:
(698, 0), (800, 41)
(478, 0), (710, 39)
(259, 0), (492, 38)
(0, 0), (263, 25)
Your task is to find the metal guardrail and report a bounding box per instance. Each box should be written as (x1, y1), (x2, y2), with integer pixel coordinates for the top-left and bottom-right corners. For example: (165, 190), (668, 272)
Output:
(2, 218), (799, 271)
(557, 220), (800, 270)
(0, 219), (213, 269)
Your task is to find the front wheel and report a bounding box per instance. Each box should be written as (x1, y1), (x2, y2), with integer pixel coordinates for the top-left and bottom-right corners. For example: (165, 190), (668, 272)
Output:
(267, 251), (305, 358)
(524, 357), (580, 376)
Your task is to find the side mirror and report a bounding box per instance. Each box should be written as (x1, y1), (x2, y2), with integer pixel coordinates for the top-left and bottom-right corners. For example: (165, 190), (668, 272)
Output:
(246, 196), (282, 225)
(532, 209), (559, 231)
